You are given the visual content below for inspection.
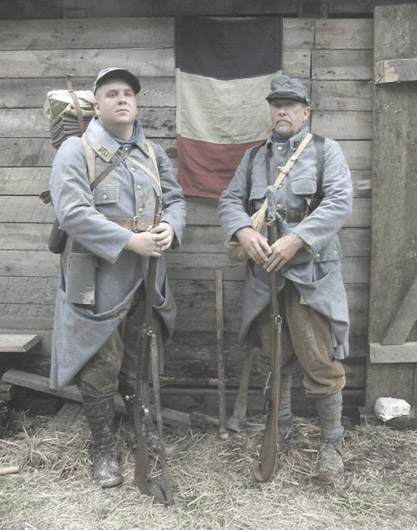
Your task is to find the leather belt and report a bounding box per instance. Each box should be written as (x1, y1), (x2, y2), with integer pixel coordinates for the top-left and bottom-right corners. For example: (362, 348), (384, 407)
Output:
(108, 217), (153, 232)
(277, 208), (304, 223)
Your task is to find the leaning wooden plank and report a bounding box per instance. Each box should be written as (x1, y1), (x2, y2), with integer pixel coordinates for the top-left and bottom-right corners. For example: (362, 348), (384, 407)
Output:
(1, 369), (191, 428)
(0, 334), (41, 352)
(381, 272), (417, 345)
(375, 58), (417, 85)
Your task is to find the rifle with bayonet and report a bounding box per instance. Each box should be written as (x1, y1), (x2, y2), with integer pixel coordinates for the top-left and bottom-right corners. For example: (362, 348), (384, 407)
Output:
(133, 200), (174, 505)
(253, 185), (283, 482)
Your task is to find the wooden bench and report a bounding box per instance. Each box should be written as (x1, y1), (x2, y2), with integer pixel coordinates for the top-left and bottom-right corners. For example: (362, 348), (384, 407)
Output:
(0, 334), (42, 401)
(0, 334), (41, 353)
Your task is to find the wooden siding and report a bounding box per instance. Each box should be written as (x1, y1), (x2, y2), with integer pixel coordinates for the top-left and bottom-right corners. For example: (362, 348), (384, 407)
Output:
(0, 16), (373, 412)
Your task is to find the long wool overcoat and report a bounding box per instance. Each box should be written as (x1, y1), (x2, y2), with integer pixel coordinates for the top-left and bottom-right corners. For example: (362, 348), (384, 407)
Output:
(49, 117), (186, 389)
(218, 125), (353, 359)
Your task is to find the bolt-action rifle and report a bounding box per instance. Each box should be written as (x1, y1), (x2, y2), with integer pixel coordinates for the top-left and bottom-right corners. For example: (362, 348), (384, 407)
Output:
(253, 185), (283, 482)
(133, 200), (174, 504)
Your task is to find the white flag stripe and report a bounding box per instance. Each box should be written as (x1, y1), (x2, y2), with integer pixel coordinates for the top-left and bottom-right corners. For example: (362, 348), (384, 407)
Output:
(176, 69), (281, 144)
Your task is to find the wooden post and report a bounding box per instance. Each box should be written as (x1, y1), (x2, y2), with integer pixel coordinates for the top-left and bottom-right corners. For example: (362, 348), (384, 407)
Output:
(363, 4), (417, 420)
(216, 270), (227, 438)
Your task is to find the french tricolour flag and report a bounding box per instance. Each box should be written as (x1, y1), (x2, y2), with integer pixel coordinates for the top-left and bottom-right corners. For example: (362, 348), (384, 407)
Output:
(175, 16), (283, 198)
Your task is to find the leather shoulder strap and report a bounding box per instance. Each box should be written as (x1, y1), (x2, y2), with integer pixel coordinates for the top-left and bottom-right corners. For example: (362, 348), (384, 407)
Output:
(246, 141), (266, 192)
(313, 133), (325, 192)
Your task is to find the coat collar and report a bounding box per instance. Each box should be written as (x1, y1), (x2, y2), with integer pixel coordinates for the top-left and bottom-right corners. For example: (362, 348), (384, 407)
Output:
(85, 116), (151, 162)
(266, 124), (310, 153)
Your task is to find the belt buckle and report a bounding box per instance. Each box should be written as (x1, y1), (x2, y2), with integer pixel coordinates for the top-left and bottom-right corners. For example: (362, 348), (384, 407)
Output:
(132, 216), (140, 233)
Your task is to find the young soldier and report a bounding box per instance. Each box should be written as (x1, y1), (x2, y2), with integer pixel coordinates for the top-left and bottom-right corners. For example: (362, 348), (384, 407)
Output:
(49, 68), (186, 487)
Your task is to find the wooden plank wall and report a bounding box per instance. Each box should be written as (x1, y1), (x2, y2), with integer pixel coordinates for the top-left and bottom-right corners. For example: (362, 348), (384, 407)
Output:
(0, 16), (373, 414)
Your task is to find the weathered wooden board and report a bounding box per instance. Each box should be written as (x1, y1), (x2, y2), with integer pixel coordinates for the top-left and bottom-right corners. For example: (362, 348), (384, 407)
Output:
(0, 250), (369, 285)
(0, 108), (176, 138)
(0, 0), (404, 20)
(312, 50), (373, 80)
(0, 334), (41, 352)
(0, 18), (175, 51)
(0, 138), (370, 171)
(0, 77), (177, 109)
(311, 80), (373, 111)
(0, 251), (59, 277)
(0, 194), (371, 228)
(315, 19), (373, 50)
(370, 343), (417, 364)
(0, 48), (310, 80)
(338, 141), (372, 170)
(0, 223), (371, 259)
(0, 168), (51, 195)
(0, 275), (369, 334)
(0, 18), (315, 51)
(369, 3), (417, 343)
(311, 111), (372, 140)
(375, 57), (417, 85)
(0, 138), (178, 167)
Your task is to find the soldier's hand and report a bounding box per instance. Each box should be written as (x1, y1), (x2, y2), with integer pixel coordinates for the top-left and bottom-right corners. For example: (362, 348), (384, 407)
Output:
(264, 232), (305, 272)
(125, 231), (163, 257)
(150, 222), (174, 252)
(236, 227), (271, 264)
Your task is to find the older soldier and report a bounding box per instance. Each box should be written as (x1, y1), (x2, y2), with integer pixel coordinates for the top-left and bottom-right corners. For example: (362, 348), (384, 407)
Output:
(49, 68), (186, 487)
(218, 75), (352, 479)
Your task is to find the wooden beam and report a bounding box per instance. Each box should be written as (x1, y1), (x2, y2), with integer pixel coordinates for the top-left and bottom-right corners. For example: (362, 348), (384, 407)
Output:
(382, 272), (417, 345)
(370, 342), (417, 363)
(375, 58), (417, 85)
(1, 368), (191, 428)
(0, 334), (41, 352)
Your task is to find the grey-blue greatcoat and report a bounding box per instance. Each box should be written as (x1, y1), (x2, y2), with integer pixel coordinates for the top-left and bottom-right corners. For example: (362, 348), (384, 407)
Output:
(217, 125), (353, 360)
(49, 117), (186, 389)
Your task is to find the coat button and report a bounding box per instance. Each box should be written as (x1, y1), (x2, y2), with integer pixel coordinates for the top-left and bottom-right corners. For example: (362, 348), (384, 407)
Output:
(277, 146), (283, 151)
(103, 194), (108, 200)
(137, 185), (142, 190)
(138, 207), (143, 213)
(334, 250), (338, 255)
(131, 167), (136, 171)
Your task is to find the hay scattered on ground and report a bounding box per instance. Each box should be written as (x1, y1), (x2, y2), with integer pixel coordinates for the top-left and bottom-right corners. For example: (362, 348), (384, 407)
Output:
(1, 410), (417, 530)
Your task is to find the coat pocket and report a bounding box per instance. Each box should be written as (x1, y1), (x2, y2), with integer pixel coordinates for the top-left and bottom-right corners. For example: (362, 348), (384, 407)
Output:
(290, 177), (317, 196)
(94, 184), (119, 205)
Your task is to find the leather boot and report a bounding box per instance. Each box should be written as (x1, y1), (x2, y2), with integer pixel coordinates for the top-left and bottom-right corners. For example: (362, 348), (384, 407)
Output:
(119, 386), (179, 458)
(83, 396), (123, 488)
(277, 374), (294, 449)
(315, 391), (344, 478)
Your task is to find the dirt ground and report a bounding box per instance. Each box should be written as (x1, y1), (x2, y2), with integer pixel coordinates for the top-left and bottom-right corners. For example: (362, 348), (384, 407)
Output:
(1, 404), (417, 530)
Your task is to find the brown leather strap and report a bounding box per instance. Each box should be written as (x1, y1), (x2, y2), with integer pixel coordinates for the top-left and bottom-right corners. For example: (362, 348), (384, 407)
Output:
(66, 75), (85, 135)
(90, 145), (134, 191)
(108, 217), (153, 233)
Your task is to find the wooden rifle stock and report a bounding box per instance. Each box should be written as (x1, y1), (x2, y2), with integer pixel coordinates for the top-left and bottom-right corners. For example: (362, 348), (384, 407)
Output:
(253, 186), (282, 482)
(133, 202), (174, 503)
(133, 254), (158, 495)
